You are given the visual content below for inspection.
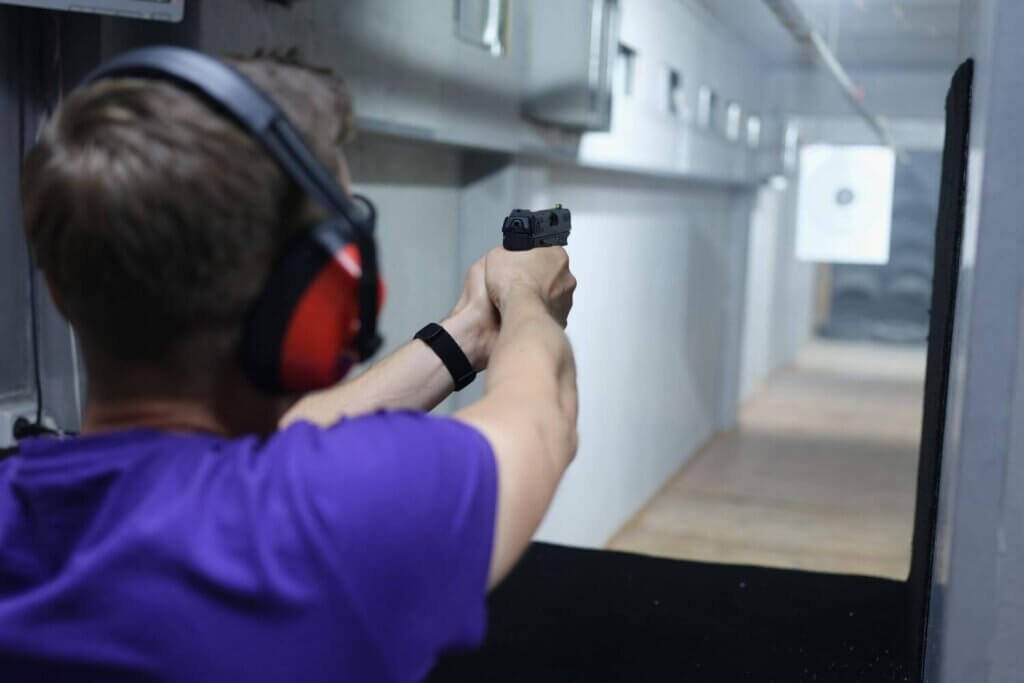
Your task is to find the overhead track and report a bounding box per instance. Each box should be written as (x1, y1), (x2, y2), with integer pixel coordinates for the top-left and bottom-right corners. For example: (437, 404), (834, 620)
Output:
(763, 0), (901, 154)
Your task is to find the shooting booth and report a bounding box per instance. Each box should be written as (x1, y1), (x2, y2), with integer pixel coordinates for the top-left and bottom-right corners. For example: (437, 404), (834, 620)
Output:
(0, 1), (1004, 680)
(430, 60), (975, 682)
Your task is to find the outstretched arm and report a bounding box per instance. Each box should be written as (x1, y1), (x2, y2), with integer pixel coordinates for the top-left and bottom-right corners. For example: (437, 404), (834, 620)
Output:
(455, 246), (578, 589)
(282, 258), (498, 426)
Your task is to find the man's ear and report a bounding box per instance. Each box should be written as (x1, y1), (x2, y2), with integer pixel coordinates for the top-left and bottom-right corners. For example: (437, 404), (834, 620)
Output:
(43, 272), (69, 319)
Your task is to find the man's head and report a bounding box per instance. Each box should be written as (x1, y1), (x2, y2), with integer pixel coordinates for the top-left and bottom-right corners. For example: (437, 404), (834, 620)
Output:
(20, 56), (355, 427)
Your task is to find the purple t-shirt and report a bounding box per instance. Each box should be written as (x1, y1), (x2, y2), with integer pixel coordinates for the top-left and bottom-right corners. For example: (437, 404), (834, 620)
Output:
(0, 412), (497, 682)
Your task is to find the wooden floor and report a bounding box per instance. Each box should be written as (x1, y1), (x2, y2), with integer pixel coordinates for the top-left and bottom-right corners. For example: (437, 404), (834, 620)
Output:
(607, 339), (926, 580)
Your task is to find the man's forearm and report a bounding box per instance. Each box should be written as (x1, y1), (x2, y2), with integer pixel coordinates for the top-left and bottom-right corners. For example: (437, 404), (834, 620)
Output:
(489, 288), (574, 384)
(453, 282), (578, 590)
(484, 287), (578, 459)
(281, 312), (487, 427)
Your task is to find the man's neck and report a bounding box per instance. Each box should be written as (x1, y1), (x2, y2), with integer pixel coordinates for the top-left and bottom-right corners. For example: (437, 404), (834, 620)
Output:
(78, 352), (293, 438)
(82, 398), (232, 437)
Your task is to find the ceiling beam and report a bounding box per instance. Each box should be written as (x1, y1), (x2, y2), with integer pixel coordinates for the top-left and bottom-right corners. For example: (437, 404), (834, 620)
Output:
(763, 0), (903, 157)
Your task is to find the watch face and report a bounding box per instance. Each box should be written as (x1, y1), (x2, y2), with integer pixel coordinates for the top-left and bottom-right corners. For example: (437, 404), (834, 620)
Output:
(0, 0), (185, 22)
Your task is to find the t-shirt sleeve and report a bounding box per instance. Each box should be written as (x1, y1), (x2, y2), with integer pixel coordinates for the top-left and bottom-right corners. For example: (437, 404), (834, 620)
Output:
(279, 411), (497, 674)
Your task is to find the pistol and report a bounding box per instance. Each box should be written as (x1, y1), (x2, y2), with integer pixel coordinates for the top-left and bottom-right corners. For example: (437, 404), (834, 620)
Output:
(502, 205), (572, 251)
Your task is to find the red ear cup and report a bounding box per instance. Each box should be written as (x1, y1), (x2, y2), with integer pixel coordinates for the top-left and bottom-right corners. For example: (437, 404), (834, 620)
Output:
(278, 244), (385, 393)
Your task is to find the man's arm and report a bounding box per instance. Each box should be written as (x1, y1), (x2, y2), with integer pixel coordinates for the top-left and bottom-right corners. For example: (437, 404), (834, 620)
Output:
(282, 258), (498, 426)
(454, 247), (578, 589)
(282, 312), (484, 425)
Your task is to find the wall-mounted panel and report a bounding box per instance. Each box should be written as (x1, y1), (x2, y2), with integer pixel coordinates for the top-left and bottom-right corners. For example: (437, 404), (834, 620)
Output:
(579, 0), (772, 183)
(523, 0), (619, 131)
(160, 0), (773, 186)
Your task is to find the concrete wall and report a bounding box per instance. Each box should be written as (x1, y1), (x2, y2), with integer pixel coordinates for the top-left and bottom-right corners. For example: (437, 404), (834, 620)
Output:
(537, 171), (748, 545)
(739, 184), (816, 402)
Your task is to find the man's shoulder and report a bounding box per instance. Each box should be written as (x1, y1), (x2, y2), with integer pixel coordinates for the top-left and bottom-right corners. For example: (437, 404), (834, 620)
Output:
(268, 410), (491, 455)
(266, 411), (496, 512)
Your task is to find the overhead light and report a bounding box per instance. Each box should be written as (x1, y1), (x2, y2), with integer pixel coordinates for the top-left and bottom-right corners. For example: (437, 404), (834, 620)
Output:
(769, 174), (790, 192)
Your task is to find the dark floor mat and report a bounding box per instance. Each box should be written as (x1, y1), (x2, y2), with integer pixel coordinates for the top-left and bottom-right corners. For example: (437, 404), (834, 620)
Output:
(430, 543), (911, 683)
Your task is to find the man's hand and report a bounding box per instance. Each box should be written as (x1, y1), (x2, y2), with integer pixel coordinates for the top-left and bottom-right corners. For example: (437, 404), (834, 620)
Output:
(442, 256), (500, 372)
(456, 245), (578, 589)
(484, 246), (576, 327)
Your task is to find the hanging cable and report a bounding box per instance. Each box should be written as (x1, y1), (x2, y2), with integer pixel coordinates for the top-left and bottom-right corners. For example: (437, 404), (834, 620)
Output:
(12, 10), (63, 441)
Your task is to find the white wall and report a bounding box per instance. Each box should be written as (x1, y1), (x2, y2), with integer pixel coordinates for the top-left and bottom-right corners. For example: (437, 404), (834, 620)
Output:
(741, 187), (783, 400)
(346, 136), (466, 413)
(534, 167), (746, 546)
(739, 185), (816, 401)
(448, 155), (750, 547)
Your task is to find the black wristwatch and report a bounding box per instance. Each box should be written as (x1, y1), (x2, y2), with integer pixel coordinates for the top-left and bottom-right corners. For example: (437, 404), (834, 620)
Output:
(414, 323), (477, 391)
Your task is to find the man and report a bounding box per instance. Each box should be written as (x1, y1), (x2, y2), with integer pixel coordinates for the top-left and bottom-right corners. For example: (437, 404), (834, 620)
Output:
(0, 52), (578, 681)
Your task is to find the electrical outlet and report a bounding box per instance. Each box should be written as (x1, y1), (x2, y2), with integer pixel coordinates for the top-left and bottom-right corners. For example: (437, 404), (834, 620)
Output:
(0, 399), (41, 450)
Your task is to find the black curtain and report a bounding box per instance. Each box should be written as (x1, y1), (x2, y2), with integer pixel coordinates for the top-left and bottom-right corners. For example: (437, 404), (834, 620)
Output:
(907, 58), (974, 681)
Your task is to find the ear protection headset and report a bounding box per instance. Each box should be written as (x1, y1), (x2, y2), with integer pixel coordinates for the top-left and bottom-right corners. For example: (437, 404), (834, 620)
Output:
(82, 46), (384, 394)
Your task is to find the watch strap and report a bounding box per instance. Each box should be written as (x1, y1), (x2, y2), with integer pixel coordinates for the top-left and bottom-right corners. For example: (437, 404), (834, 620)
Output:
(414, 323), (477, 391)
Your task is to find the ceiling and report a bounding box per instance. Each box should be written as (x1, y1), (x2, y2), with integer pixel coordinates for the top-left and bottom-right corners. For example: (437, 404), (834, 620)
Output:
(692, 0), (963, 71)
